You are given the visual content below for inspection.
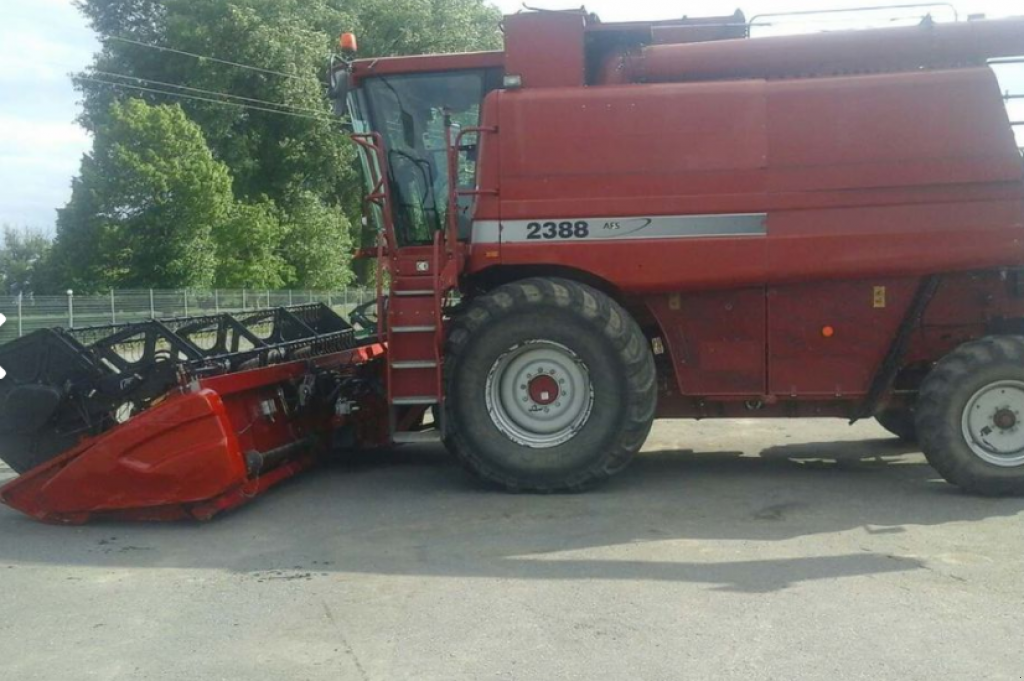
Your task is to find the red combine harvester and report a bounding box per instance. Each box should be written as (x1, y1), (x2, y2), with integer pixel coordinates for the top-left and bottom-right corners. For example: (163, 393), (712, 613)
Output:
(3, 8), (1024, 523)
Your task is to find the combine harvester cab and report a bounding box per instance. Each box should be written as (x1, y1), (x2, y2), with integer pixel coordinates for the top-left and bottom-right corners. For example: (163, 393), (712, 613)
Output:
(0, 305), (387, 523)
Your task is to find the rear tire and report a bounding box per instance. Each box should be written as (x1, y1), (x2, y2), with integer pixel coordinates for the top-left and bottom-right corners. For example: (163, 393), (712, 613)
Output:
(444, 278), (656, 492)
(916, 336), (1024, 496)
(875, 406), (917, 442)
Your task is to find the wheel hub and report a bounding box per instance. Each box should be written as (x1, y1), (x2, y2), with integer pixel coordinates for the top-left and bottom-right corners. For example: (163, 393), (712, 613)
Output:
(485, 340), (594, 448)
(528, 374), (560, 405)
(993, 408), (1017, 431)
(961, 380), (1024, 467)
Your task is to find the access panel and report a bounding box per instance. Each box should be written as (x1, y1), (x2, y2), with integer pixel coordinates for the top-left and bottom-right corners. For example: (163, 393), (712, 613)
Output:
(767, 278), (918, 397)
(648, 288), (766, 396)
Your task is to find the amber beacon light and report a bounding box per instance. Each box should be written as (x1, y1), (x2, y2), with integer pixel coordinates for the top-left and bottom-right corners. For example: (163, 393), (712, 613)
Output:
(339, 32), (358, 54)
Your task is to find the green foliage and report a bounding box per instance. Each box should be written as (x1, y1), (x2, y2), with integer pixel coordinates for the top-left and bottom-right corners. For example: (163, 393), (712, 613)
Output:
(52, 99), (231, 290)
(0, 226), (53, 295)
(63, 0), (503, 290)
(78, 0), (356, 210)
(213, 199), (291, 289)
(347, 0), (502, 56)
(280, 192), (353, 289)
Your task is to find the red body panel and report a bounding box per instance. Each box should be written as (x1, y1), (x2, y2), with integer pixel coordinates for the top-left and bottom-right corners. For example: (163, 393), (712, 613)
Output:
(766, 279), (918, 397)
(504, 11), (586, 89)
(477, 67), (1023, 294)
(648, 289), (767, 396)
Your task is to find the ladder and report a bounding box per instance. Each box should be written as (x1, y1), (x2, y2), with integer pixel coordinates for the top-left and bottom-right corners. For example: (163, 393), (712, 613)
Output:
(386, 234), (447, 444)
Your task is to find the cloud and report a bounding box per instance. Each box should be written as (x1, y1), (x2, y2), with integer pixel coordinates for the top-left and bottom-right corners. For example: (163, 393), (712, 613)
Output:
(0, 0), (96, 229)
(0, 117), (90, 229)
(0, 117), (90, 152)
(0, 33), (94, 81)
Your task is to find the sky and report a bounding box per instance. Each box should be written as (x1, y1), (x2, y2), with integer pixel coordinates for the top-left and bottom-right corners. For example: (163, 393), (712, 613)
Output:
(1, 0), (1022, 232)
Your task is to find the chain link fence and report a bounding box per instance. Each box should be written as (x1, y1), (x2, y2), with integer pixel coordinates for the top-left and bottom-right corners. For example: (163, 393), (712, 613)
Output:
(0, 288), (376, 345)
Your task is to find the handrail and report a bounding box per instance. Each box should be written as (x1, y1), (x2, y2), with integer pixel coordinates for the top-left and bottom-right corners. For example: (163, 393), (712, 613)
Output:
(350, 132), (395, 342)
(350, 132), (396, 253)
(445, 125), (499, 256)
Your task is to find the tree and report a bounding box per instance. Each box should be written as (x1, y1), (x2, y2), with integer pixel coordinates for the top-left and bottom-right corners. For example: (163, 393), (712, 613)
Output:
(0, 226), (53, 295)
(344, 0), (502, 56)
(213, 199), (291, 289)
(51, 99), (233, 289)
(280, 192), (353, 289)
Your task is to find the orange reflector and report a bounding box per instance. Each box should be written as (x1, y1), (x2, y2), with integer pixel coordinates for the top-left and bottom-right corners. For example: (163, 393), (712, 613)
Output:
(339, 32), (358, 53)
(485, 250), (499, 259)
(822, 325), (835, 338)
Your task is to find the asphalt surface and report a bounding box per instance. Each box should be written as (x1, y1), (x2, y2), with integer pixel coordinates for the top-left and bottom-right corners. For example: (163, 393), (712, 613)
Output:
(1, 418), (1023, 681)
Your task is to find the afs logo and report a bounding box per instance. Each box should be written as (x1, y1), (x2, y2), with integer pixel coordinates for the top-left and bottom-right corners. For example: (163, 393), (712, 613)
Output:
(601, 218), (653, 235)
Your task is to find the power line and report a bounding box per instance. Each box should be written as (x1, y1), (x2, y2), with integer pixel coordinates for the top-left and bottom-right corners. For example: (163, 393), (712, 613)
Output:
(91, 69), (330, 116)
(106, 35), (308, 81)
(78, 76), (335, 122)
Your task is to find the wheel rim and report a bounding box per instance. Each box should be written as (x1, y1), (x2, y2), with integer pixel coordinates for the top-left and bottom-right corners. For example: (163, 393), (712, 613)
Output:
(960, 379), (1024, 467)
(485, 340), (594, 448)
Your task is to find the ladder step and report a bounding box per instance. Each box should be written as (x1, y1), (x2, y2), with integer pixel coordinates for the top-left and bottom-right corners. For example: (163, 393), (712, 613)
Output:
(392, 396), (439, 406)
(393, 430), (443, 444)
(391, 325), (437, 333)
(392, 360), (438, 369)
(394, 289), (435, 297)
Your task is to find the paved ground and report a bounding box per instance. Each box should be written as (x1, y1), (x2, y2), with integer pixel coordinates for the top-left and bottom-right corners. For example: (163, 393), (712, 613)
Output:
(1, 419), (1023, 681)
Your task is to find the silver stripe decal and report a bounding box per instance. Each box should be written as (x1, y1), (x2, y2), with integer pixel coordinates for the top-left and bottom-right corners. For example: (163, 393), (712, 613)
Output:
(471, 220), (501, 244)
(471, 214), (767, 244)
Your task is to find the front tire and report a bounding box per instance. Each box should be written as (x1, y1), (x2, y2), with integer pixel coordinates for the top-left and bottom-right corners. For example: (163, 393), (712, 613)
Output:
(916, 336), (1024, 496)
(444, 278), (656, 492)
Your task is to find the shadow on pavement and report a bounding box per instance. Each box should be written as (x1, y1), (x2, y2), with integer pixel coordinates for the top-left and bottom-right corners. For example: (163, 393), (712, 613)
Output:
(0, 435), (1020, 593)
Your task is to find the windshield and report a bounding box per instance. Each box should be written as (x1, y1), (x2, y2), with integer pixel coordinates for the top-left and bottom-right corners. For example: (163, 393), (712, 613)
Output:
(361, 70), (495, 246)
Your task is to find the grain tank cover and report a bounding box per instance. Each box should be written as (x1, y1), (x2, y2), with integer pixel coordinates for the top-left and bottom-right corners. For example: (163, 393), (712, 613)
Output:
(624, 16), (1024, 83)
(503, 9), (588, 89)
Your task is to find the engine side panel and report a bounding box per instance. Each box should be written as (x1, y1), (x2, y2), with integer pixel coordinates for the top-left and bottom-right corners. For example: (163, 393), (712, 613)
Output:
(647, 288), (766, 396)
(472, 68), (1024, 293)
(766, 279), (917, 397)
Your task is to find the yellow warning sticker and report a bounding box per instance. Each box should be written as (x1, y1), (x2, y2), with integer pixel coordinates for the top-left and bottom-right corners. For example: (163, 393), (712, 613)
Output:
(873, 286), (886, 308)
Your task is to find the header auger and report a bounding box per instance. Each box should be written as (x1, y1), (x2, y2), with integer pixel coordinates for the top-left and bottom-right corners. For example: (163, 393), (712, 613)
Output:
(4, 6), (1024, 523)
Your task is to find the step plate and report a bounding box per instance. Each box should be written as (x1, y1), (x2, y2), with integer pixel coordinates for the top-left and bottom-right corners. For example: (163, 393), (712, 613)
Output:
(392, 430), (442, 444)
